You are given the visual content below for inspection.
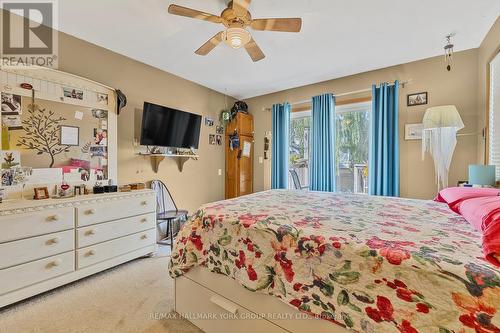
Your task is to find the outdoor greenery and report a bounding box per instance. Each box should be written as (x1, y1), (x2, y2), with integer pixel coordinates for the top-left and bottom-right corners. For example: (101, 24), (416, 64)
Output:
(289, 116), (310, 167)
(289, 111), (369, 169)
(289, 110), (370, 192)
(335, 111), (370, 169)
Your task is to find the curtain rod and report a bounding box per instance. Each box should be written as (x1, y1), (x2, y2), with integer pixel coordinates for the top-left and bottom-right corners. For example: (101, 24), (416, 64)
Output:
(283, 79), (413, 108)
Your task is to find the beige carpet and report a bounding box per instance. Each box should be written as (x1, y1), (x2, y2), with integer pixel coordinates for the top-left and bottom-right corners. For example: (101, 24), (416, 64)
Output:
(0, 254), (203, 333)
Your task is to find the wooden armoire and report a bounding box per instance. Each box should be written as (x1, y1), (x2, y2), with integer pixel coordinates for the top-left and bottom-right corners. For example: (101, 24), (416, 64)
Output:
(225, 112), (254, 199)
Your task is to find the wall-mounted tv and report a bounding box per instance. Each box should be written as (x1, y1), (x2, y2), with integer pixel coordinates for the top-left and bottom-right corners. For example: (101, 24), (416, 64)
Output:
(140, 102), (202, 149)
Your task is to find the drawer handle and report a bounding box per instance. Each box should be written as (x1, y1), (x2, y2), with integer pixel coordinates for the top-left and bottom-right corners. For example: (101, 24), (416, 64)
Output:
(46, 215), (60, 222)
(85, 230), (95, 236)
(46, 259), (61, 269)
(85, 209), (96, 215)
(85, 250), (96, 257)
(46, 237), (60, 245)
(140, 234), (148, 240)
(140, 201), (148, 206)
(140, 218), (148, 223)
(209, 295), (239, 315)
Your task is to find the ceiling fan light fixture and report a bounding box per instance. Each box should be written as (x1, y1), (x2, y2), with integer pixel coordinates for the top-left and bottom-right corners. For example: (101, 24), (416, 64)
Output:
(223, 27), (251, 49)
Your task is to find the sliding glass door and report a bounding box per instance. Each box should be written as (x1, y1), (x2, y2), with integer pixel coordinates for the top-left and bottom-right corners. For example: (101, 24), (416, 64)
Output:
(289, 111), (311, 189)
(335, 102), (371, 194)
(288, 102), (371, 193)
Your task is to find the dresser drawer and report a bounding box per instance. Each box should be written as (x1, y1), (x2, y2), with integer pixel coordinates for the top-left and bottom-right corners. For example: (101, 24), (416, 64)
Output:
(176, 276), (286, 333)
(0, 230), (74, 269)
(76, 213), (156, 248)
(76, 196), (155, 227)
(76, 229), (155, 269)
(0, 251), (74, 295)
(0, 208), (74, 243)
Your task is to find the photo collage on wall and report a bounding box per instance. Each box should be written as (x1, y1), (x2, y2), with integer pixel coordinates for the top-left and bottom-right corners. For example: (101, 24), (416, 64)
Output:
(205, 116), (223, 147)
(1, 92), (23, 186)
(90, 109), (108, 181)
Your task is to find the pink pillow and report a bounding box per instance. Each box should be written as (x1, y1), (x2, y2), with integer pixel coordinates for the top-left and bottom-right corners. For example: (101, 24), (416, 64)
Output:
(458, 196), (500, 267)
(434, 187), (500, 213)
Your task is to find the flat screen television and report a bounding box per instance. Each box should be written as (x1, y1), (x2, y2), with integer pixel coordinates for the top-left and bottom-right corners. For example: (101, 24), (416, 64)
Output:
(140, 102), (202, 149)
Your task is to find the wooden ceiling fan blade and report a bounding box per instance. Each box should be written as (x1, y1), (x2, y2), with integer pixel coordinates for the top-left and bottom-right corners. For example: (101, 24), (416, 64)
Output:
(251, 18), (302, 32)
(244, 38), (265, 62)
(195, 32), (224, 56)
(168, 4), (222, 24)
(232, 0), (251, 16)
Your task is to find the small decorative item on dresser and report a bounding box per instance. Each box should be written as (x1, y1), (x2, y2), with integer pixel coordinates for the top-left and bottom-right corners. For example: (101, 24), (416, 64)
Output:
(119, 185), (132, 192)
(129, 183), (146, 190)
(93, 182), (105, 194)
(103, 185), (117, 192)
(33, 187), (49, 200)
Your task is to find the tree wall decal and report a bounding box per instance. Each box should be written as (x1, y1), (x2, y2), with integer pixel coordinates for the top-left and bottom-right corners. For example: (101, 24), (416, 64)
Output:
(16, 104), (71, 168)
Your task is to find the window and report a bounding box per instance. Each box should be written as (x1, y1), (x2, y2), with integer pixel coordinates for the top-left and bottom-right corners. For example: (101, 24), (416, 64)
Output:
(288, 102), (371, 193)
(489, 52), (500, 180)
(289, 111), (311, 189)
(335, 102), (371, 194)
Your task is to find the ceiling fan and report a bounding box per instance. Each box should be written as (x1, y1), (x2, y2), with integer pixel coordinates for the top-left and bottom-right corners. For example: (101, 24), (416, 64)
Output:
(168, 0), (302, 62)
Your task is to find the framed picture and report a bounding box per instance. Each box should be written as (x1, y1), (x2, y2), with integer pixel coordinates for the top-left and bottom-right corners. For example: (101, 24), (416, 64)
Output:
(205, 117), (214, 127)
(1, 150), (21, 169)
(63, 87), (84, 100)
(60, 125), (80, 146)
(1, 92), (21, 115)
(209, 134), (216, 145)
(2, 114), (22, 130)
(407, 92), (428, 106)
(216, 125), (224, 134)
(33, 187), (49, 200)
(216, 135), (222, 146)
(405, 123), (423, 140)
(90, 145), (107, 157)
(97, 93), (108, 105)
(1, 169), (14, 186)
(93, 128), (108, 146)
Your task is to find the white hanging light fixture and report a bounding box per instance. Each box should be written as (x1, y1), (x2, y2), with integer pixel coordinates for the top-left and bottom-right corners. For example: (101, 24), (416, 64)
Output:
(422, 105), (464, 190)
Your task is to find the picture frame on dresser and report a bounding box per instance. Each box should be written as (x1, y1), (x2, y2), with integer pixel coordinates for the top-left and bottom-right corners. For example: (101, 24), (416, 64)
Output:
(33, 187), (49, 200)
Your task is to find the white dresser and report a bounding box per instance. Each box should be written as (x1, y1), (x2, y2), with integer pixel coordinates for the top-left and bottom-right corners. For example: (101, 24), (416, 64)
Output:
(0, 190), (157, 308)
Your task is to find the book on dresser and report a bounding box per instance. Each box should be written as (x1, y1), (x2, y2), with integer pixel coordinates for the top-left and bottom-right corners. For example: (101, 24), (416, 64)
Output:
(0, 190), (157, 308)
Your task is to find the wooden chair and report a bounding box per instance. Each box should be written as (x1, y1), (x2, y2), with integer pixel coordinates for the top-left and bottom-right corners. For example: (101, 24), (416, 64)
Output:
(151, 180), (188, 249)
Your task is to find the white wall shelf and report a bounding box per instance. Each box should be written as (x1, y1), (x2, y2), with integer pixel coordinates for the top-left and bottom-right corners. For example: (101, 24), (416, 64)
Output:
(136, 153), (199, 173)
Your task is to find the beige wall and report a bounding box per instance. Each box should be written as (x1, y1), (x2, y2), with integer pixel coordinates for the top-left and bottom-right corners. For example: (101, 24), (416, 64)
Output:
(477, 17), (500, 164)
(57, 32), (231, 212)
(246, 49), (480, 200)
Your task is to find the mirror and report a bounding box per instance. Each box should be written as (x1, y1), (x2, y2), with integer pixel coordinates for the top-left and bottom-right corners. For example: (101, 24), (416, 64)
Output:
(1, 93), (109, 185)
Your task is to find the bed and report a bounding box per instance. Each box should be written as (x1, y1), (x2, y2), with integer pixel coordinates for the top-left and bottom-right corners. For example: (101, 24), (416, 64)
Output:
(169, 190), (500, 333)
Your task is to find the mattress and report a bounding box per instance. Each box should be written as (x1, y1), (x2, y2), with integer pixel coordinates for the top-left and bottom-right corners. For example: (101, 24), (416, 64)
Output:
(169, 190), (500, 333)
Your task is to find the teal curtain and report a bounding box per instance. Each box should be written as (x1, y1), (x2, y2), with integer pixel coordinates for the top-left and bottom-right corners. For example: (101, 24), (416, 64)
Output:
(310, 94), (336, 192)
(369, 81), (399, 196)
(272, 103), (290, 189)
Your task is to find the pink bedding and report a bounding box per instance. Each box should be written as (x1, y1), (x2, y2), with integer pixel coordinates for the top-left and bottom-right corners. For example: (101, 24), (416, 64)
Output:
(435, 187), (500, 267)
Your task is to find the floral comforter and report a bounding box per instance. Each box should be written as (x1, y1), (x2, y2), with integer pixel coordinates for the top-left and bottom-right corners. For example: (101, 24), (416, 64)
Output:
(169, 190), (500, 333)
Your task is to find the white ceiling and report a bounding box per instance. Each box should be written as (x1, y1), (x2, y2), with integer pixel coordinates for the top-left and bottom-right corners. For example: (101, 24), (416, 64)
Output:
(56, 0), (500, 99)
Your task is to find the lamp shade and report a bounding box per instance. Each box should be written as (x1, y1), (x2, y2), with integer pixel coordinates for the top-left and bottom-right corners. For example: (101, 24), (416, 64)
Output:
(422, 105), (464, 130)
(469, 165), (496, 186)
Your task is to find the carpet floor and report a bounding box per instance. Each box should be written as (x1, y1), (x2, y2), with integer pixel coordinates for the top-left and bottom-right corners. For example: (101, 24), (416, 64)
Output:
(0, 253), (203, 333)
